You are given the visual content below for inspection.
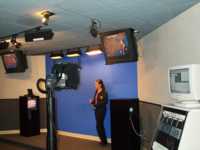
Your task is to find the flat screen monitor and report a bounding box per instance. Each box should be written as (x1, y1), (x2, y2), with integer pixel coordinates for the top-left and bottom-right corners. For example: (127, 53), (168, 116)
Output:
(1, 51), (28, 73)
(27, 99), (37, 110)
(100, 28), (138, 64)
(169, 64), (200, 101)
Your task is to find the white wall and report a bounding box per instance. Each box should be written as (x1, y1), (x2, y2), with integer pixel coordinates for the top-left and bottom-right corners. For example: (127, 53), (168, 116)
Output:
(138, 3), (200, 104)
(0, 55), (46, 99)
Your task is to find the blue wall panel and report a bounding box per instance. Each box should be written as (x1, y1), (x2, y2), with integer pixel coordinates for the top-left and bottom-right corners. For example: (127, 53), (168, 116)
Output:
(46, 54), (138, 137)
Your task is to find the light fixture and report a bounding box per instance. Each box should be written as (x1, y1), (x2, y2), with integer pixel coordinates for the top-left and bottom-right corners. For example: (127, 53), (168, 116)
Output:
(90, 19), (101, 38)
(50, 51), (64, 60)
(10, 35), (21, 48)
(25, 28), (54, 42)
(134, 30), (139, 34)
(0, 41), (9, 49)
(41, 11), (55, 25)
(66, 49), (81, 57)
(86, 45), (103, 56)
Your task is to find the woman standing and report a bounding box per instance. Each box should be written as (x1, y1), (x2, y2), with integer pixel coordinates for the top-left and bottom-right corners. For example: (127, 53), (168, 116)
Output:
(90, 79), (108, 145)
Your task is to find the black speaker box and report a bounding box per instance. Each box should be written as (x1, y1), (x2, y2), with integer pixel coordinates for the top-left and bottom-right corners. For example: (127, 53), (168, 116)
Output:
(19, 95), (40, 137)
(110, 99), (140, 150)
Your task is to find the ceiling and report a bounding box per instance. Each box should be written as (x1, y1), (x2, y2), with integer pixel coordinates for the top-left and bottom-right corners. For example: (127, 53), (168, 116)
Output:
(0, 0), (199, 54)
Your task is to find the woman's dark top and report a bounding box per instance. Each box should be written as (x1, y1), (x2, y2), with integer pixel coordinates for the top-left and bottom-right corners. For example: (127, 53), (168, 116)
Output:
(91, 90), (108, 109)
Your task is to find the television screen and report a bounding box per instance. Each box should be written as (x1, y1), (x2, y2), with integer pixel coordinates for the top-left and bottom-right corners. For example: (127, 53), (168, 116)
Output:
(170, 68), (190, 94)
(3, 53), (17, 69)
(100, 28), (138, 64)
(27, 99), (37, 110)
(1, 51), (28, 73)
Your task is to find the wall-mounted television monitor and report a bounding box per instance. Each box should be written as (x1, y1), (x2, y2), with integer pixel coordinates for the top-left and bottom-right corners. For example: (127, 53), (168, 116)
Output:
(100, 28), (138, 65)
(168, 64), (200, 101)
(1, 51), (28, 73)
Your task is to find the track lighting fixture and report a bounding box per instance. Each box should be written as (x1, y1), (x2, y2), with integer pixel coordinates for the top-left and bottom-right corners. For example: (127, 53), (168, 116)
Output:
(25, 28), (54, 42)
(50, 51), (64, 60)
(0, 25), (54, 50)
(0, 41), (9, 50)
(66, 49), (81, 57)
(41, 11), (55, 25)
(90, 19), (101, 38)
(10, 35), (21, 48)
(86, 45), (102, 56)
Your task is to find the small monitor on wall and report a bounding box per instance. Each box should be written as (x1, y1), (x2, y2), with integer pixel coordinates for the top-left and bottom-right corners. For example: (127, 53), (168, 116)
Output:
(1, 51), (28, 73)
(169, 64), (200, 101)
(100, 28), (138, 65)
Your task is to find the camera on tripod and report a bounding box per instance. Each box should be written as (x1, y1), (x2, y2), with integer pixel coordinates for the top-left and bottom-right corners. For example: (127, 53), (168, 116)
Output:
(36, 62), (81, 150)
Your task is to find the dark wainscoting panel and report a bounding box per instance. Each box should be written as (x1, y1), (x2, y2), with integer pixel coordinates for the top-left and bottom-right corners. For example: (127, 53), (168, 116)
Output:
(139, 101), (161, 150)
(0, 98), (46, 131)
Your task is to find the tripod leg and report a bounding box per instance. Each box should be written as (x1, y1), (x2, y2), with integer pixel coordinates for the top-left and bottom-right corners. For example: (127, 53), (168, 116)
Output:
(46, 88), (57, 150)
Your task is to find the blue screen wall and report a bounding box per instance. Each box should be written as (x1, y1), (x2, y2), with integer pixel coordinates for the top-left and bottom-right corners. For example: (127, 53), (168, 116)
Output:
(46, 54), (138, 137)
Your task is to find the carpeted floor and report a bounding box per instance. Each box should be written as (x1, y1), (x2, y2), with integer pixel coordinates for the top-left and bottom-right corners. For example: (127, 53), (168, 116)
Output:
(0, 134), (111, 150)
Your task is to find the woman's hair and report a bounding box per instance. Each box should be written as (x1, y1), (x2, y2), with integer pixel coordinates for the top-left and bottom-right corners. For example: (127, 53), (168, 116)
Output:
(96, 79), (105, 91)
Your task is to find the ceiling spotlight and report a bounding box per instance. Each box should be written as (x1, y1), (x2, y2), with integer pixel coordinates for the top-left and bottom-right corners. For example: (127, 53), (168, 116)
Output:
(86, 45), (102, 56)
(134, 30), (139, 34)
(66, 49), (81, 58)
(90, 19), (101, 38)
(10, 35), (21, 48)
(50, 51), (64, 60)
(0, 41), (9, 50)
(41, 11), (55, 25)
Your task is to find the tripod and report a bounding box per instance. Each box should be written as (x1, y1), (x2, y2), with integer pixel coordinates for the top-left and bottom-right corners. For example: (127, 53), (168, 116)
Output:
(37, 62), (80, 150)
(46, 74), (58, 150)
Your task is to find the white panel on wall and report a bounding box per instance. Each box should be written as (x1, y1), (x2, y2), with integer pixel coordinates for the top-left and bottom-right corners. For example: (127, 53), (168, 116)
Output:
(0, 55), (46, 99)
(138, 3), (200, 105)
